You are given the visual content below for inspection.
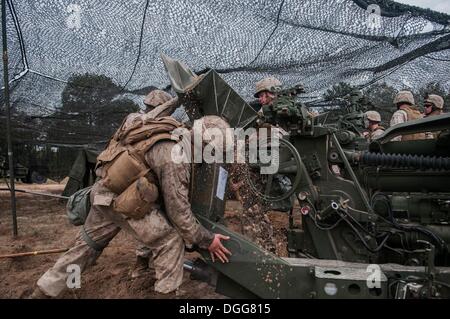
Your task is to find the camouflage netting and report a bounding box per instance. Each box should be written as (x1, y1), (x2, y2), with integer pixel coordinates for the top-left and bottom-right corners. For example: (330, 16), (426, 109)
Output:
(0, 0), (449, 148)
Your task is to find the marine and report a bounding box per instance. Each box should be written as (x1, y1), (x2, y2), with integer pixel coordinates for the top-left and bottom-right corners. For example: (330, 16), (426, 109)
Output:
(424, 94), (446, 139)
(130, 89), (182, 279)
(424, 94), (445, 118)
(254, 76), (282, 110)
(30, 114), (232, 298)
(389, 90), (425, 141)
(363, 110), (385, 141)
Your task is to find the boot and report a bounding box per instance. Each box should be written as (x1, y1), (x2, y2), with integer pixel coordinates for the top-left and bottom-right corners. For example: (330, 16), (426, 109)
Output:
(130, 255), (150, 279)
(28, 287), (51, 299)
(153, 289), (184, 299)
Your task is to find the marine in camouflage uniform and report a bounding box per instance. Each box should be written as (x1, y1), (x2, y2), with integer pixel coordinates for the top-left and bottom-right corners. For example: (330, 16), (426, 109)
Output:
(31, 115), (232, 298)
(132, 90), (180, 279)
(389, 91), (425, 141)
(424, 94), (445, 139)
(228, 78), (293, 251)
(254, 77), (282, 111)
(363, 110), (385, 141)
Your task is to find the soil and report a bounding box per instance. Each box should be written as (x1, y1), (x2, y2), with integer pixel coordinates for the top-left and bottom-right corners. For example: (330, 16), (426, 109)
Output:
(228, 164), (290, 256)
(0, 182), (289, 299)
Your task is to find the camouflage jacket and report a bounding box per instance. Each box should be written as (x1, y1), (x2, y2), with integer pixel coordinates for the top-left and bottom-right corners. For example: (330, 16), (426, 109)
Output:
(145, 140), (215, 250)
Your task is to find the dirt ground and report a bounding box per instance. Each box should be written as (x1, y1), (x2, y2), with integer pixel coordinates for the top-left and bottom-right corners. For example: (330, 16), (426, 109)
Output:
(0, 183), (289, 299)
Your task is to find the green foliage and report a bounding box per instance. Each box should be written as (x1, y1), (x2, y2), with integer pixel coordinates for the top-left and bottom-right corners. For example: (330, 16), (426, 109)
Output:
(49, 73), (139, 144)
(42, 73), (139, 179)
(323, 82), (356, 101)
(363, 82), (397, 126)
(33, 73), (139, 179)
(322, 81), (450, 127)
(1, 74), (140, 181)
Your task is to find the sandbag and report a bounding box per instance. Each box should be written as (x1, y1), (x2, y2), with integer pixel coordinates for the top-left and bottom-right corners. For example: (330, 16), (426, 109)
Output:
(113, 176), (159, 219)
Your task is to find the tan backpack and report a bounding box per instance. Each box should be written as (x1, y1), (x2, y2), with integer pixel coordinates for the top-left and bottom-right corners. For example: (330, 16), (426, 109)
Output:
(96, 116), (182, 218)
(400, 106), (426, 141)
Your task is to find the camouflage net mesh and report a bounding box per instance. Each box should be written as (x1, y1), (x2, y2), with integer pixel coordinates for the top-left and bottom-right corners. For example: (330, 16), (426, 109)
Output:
(0, 0), (449, 148)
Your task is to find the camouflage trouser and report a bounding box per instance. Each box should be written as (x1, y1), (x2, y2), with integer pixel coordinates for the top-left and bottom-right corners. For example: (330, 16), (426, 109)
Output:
(136, 243), (151, 258)
(37, 182), (185, 297)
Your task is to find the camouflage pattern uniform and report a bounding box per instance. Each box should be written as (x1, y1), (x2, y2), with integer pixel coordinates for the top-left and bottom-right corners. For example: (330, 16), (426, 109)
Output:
(144, 90), (172, 108)
(364, 110), (385, 141)
(369, 128), (385, 139)
(254, 77), (282, 114)
(132, 90), (181, 261)
(253, 78), (295, 212)
(390, 91), (424, 141)
(254, 77), (282, 98)
(120, 90), (181, 261)
(36, 133), (214, 298)
(424, 94), (445, 139)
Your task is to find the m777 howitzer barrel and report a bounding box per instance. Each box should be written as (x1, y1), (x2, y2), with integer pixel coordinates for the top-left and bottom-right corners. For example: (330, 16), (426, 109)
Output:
(344, 151), (450, 192)
(358, 152), (450, 170)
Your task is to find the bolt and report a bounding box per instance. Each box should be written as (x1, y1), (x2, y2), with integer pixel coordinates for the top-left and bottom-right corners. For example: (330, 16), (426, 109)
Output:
(298, 192), (308, 201)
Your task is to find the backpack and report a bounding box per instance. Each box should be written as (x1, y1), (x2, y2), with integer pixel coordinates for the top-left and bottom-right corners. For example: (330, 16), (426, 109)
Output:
(400, 106), (426, 141)
(96, 116), (181, 194)
(66, 186), (92, 226)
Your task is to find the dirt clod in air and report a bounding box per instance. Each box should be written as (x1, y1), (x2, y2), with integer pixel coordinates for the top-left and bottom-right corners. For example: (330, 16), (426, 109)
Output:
(227, 163), (288, 256)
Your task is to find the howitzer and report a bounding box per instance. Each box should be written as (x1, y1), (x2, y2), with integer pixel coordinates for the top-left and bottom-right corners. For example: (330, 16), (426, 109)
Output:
(162, 55), (450, 299)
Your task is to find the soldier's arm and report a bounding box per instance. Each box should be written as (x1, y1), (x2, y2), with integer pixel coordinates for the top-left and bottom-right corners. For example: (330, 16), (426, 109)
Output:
(371, 129), (384, 139)
(390, 111), (407, 141)
(145, 141), (215, 250)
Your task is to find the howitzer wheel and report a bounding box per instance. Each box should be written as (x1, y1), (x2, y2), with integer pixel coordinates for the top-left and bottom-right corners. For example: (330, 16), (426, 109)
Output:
(247, 138), (302, 202)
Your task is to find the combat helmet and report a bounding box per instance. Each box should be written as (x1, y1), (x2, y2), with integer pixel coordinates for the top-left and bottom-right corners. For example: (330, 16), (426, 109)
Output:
(393, 91), (415, 106)
(254, 77), (282, 98)
(196, 115), (233, 153)
(365, 110), (381, 122)
(425, 94), (444, 110)
(144, 90), (172, 107)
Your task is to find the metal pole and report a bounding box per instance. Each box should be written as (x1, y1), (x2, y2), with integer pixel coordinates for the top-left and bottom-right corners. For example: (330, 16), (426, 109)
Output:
(0, 187), (69, 199)
(0, 247), (69, 259)
(2, 0), (18, 236)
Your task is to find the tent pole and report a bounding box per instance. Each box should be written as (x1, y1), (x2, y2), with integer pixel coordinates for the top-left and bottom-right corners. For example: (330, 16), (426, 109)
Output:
(2, 0), (18, 237)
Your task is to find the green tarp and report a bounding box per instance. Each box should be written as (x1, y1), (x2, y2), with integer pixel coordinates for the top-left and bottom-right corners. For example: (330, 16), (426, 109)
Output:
(62, 148), (100, 197)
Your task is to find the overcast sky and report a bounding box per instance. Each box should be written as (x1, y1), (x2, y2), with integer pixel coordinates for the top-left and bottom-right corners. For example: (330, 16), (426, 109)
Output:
(394, 0), (450, 14)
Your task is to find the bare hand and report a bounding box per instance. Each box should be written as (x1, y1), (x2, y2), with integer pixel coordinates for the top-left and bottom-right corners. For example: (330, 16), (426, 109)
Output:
(208, 234), (232, 263)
